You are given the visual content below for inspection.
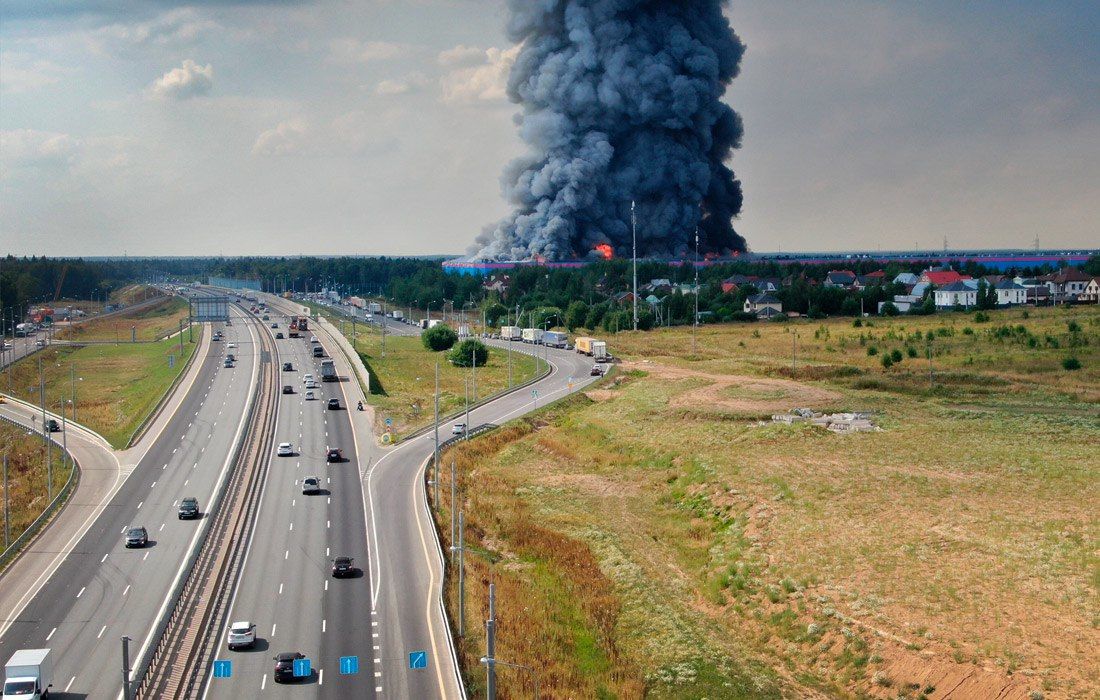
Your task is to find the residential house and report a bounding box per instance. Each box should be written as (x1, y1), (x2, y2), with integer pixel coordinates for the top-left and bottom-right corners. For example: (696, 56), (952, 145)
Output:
(1081, 278), (1100, 303)
(893, 272), (919, 286)
(612, 291), (636, 306)
(1045, 268), (1092, 301)
(994, 280), (1027, 306)
(744, 293), (783, 318)
(482, 274), (512, 294)
(920, 269), (967, 286)
(854, 270), (887, 289)
(934, 280), (977, 308)
(824, 270), (857, 288)
(755, 277), (783, 293)
(641, 278), (674, 294)
(720, 274), (756, 294)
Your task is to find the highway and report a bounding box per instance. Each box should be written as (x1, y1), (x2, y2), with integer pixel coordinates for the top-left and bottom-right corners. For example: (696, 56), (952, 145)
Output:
(0, 307), (259, 699)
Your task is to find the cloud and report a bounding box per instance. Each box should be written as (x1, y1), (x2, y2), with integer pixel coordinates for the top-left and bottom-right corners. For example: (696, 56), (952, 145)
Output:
(0, 129), (81, 169)
(328, 38), (408, 64)
(252, 118), (309, 156)
(374, 73), (428, 96)
(150, 59), (213, 99)
(439, 45), (519, 104)
(437, 44), (485, 67)
(91, 9), (220, 55)
(0, 53), (68, 93)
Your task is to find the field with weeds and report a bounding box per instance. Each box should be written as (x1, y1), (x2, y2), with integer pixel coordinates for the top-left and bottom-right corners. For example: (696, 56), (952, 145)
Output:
(57, 293), (188, 342)
(2, 334), (198, 449)
(0, 421), (72, 548)
(302, 303), (540, 435)
(438, 305), (1099, 698)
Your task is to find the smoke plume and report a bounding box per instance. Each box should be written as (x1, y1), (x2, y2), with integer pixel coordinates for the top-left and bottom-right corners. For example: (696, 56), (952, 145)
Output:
(473, 0), (747, 261)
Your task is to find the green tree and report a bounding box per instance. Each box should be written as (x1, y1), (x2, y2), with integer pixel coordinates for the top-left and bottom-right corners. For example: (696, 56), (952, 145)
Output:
(449, 339), (487, 367)
(975, 281), (997, 310)
(422, 324), (458, 351)
(483, 302), (508, 327)
(880, 302), (899, 316)
(564, 300), (588, 331)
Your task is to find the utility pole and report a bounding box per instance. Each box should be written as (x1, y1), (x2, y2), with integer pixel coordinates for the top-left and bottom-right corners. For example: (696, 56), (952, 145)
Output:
(449, 510), (465, 637)
(927, 341), (934, 389)
(4, 454), (10, 549)
(631, 200), (638, 332)
(693, 226), (699, 356)
(121, 635), (132, 700)
(471, 346), (477, 403)
(464, 377), (470, 442)
(39, 356), (51, 501)
(434, 363), (440, 508)
(450, 459), (457, 561)
(381, 302), (387, 359)
(792, 332), (797, 373)
(485, 582), (497, 700)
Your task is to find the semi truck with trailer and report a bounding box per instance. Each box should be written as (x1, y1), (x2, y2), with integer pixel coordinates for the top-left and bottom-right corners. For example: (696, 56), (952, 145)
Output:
(521, 328), (544, 344)
(4, 648), (52, 699)
(575, 337), (609, 360)
(543, 331), (568, 348)
(500, 326), (521, 341)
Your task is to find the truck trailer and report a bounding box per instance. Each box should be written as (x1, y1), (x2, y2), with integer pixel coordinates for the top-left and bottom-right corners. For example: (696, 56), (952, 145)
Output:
(521, 328), (544, 344)
(543, 331), (568, 348)
(499, 326), (521, 341)
(4, 648), (52, 699)
(575, 337), (608, 359)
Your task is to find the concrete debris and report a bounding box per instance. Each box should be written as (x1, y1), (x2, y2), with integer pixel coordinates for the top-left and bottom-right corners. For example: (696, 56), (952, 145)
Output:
(769, 409), (879, 432)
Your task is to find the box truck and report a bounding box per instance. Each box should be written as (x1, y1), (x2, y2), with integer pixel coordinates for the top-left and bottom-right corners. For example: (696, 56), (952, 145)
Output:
(574, 337), (596, 355)
(543, 331), (568, 348)
(4, 648), (52, 699)
(499, 326), (521, 341)
(521, 328), (544, 344)
(368, 302), (382, 314)
(592, 340), (608, 361)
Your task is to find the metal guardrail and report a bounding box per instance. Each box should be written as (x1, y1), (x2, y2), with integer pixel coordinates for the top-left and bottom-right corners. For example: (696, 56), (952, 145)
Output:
(0, 414), (79, 573)
(129, 303), (278, 699)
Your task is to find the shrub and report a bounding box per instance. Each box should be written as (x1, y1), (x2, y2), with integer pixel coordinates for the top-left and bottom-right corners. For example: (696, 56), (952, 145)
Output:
(890, 349), (903, 363)
(729, 311), (757, 322)
(448, 339), (488, 367)
(852, 318), (863, 327)
(1067, 320), (1081, 333)
(879, 302), (899, 317)
(974, 311), (990, 323)
(422, 324), (458, 351)
(907, 346), (918, 358)
(962, 326), (974, 335)
(1062, 356), (1082, 371)
(872, 671), (892, 687)
(867, 346), (878, 356)
(881, 354), (893, 368)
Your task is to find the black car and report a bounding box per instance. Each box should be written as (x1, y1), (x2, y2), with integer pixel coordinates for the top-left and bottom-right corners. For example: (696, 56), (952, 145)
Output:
(45, 419), (61, 432)
(332, 557), (354, 578)
(326, 448), (344, 463)
(282, 385), (294, 395)
(178, 497), (200, 519)
(273, 652), (306, 683)
(590, 366), (603, 376)
(275, 332), (284, 339)
(282, 362), (294, 371)
(125, 526), (148, 548)
(327, 398), (341, 410)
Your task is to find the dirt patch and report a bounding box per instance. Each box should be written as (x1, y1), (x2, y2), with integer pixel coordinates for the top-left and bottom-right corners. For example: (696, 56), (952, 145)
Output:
(535, 472), (642, 498)
(583, 389), (617, 402)
(624, 360), (842, 414)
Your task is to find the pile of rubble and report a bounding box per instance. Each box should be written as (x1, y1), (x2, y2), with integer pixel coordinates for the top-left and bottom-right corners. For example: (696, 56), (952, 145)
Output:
(769, 408), (879, 433)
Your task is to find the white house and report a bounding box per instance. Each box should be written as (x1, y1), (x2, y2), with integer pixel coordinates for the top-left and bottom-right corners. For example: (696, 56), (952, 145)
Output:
(1081, 278), (1100, 303)
(893, 272), (920, 286)
(934, 281), (977, 308)
(744, 293), (783, 318)
(994, 280), (1027, 306)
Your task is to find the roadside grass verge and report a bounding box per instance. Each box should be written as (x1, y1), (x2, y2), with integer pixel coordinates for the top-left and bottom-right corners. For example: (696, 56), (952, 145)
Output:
(0, 421), (72, 543)
(299, 302), (540, 434)
(3, 335), (197, 449)
(431, 305), (1098, 697)
(56, 295), (188, 342)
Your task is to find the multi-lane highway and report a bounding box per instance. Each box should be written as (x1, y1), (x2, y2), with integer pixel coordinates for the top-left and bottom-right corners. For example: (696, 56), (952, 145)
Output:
(0, 308), (259, 698)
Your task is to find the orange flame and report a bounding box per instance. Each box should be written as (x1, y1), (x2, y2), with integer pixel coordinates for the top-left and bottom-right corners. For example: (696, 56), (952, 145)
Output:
(595, 243), (614, 260)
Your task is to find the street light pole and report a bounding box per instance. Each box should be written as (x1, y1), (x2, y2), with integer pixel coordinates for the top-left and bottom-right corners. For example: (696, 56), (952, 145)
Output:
(693, 226), (699, 356)
(631, 200), (638, 332)
(450, 459), (456, 562)
(449, 510), (465, 637)
(434, 363), (440, 508)
(121, 635), (132, 700)
(485, 583), (497, 700)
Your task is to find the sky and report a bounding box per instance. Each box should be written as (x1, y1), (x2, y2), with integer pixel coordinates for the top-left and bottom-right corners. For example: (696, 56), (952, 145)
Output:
(1, 0), (1097, 257)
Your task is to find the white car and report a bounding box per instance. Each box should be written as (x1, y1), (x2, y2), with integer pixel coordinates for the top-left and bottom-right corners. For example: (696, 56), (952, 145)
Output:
(304, 390), (316, 401)
(227, 620), (256, 650)
(302, 476), (321, 495)
(310, 336), (319, 344)
(302, 374), (314, 384)
(277, 442), (294, 457)
(35, 339), (46, 347)
(305, 380), (319, 390)
(227, 342), (237, 348)
(452, 423), (467, 436)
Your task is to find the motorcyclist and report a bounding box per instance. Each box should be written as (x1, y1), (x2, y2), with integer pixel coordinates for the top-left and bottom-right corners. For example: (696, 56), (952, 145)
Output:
(357, 400), (364, 411)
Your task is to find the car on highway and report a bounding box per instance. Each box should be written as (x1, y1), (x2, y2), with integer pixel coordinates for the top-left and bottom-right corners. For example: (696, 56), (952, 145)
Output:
(212, 333), (222, 341)
(325, 448), (343, 463)
(223, 358), (233, 368)
(45, 419), (60, 432)
(282, 362), (294, 371)
(331, 557), (354, 578)
(309, 336), (319, 343)
(326, 398), (341, 410)
(277, 442), (294, 457)
(590, 366), (603, 376)
(125, 526), (148, 548)
(272, 652), (306, 683)
(178, 497), (200, 519)
(275, 332), (284, 339)
(301, 476), (321, 495)
(227, 342), (236, 348)
(227, 621), (256, 650)
(226, 353), (236, 362)
(282, 385), (294, 395)
(305, 380), (319, 390)
(262, 315), (269, 321)
(302, 374), (314, 384)
(270, 322), (278, 328)
(452, 423), (466, 436)
(35, 339), (46, 347)
(304, 390), (316, 401)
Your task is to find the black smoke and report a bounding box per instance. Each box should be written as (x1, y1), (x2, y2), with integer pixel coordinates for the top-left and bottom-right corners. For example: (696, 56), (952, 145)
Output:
(472, 0), (747, 261)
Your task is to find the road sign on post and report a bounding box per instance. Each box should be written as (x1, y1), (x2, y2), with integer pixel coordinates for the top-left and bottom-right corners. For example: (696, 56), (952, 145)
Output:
(293, 658), (311, 678)
(409, 651), (428, 669)
(212, 659), (232, 678)
(339, 656), (359, 675)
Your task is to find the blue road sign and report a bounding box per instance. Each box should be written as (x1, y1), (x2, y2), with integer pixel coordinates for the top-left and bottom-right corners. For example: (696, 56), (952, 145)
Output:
(293, 658), (312, 678)
(212, 659), (232, 678)
(409, 651), (428, 670)
(339, 656), (359, 675)
(385, 418), (393, 426)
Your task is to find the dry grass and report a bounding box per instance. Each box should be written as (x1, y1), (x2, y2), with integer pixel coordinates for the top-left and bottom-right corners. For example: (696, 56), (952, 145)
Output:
(0, 421), (72, 544)
(437, 305), (1099, 698)
(2, 335), (198, 449)
(56, 294), (188, 343)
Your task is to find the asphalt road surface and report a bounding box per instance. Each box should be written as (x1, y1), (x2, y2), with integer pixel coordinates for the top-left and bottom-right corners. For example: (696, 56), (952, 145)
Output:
(0, 308), (258, 699)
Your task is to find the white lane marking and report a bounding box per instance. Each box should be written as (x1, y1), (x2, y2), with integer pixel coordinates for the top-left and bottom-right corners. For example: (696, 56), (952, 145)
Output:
(371, 620), (378, 627)
(162, 464), (166, 470)
(150, 481), (157, 488)
(101, 553), (109, 563)
(327, 520), (330, 529)
(137, 501), (143, 509)
(374, 658), (380, 663)
(143, 552), (150, 561)
(123, 585), (130, 596)
(326, 547), (329, 557)
(184, 479), (189, 486)
(322, 619), (326, 633)
(46, 626), (56, 641)
(288, 523), (293, 531)
(319, 669), (324, 685)
(327, 497), (330, 505)
(261, 675), (266, 690)
(278, 583), (283, 595)
(97, 625), (107, 639)
(324, 580), (328, 591)
(76, 586), (85, 598)
(66, 677), (75, 692)
(372, 632), (379, 638)
(159, 523), (165, 532)
(284, 550), (289, 560)
(292, 499), (296, 507)
(271, 623), (277, 637)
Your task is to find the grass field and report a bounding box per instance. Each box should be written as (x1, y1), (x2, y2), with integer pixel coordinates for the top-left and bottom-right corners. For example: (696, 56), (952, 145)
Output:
(0, 421), (72, 548)
(2, 334), (198, 449)
(437, 304), (1099, 699)
(57, 294), (188, 343)
(302, 303), (540, 435)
